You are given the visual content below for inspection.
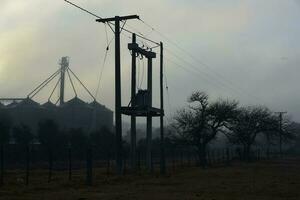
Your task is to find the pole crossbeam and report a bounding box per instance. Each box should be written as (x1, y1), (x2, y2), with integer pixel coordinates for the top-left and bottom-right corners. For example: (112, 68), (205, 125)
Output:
(96, 15), (139, 23)
(128, 43), (156, 59)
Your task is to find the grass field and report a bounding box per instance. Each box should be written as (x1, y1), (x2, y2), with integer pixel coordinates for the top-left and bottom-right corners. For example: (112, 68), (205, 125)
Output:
(0, 158), (299, 200)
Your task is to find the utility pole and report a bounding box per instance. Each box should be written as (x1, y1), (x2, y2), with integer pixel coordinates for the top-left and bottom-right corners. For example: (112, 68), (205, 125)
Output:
(96, 15), (139, 175)
(147, 58), (153, 172)
(275, 112), (287, 157)
(130, 33), (137, 171)
(160, 42), (166, 175)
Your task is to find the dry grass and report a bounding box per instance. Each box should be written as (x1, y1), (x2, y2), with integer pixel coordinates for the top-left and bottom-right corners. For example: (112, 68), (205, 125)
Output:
(0, 158), (299, 200)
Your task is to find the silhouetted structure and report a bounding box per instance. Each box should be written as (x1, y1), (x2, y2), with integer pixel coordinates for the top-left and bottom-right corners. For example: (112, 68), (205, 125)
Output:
(0, 57), (113, 134)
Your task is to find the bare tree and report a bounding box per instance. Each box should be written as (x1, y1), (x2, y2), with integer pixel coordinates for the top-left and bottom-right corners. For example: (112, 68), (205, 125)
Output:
(279, 117), (298, 144)
(262, 115), (297, 157)
(172, 91), (238, 168)
(225, 106), (276, 161)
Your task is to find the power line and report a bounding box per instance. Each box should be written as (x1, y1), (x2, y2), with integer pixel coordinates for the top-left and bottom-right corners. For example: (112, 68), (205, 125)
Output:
(163, 65), (173, 124)
(164, 56), (240, 98)
(95, 26), (113, 100)
(64, 0), (269, 107)
(140, 57), (145, 89)
(164, 49), (245, 97)
(164, 48), (268, 104)
(64, 0), (160, 45)
(138, 18), (267, 104)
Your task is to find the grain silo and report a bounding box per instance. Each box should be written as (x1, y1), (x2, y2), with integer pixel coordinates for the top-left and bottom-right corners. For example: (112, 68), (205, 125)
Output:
(89, 100), (113, 131)
(6, 98), (45, 134)
(0, 57), (113, 134)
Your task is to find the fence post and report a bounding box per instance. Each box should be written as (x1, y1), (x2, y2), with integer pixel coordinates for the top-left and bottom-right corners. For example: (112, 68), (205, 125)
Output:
(0, 144), (4, 186)
(68, 145), (72, 181)
(222, 149), (226, 163)
(172, 149), (175, 172)
(106, 152), (110, 176)
(137, 150), (141, 172)
(86, 146), (93, 186)
(123, 155), (127, 175)
(25, 144), (30, 185)
(48, 148), (53, 183)
(187, 149), (191, 167)
(180, 150), (183, 168)
(151, 151), (154, 173)
(226, 148), (230, 166)
(211, 150), (214, 165)
(206, 150), (211, 167)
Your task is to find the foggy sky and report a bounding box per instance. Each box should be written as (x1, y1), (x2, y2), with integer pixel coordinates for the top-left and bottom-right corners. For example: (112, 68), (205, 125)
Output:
(1, 0), (300, 123)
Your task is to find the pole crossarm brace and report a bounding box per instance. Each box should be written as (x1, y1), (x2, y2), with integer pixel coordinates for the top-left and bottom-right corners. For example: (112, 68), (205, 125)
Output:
(96, 15), (139, 23)
(128, 43), (156, 59)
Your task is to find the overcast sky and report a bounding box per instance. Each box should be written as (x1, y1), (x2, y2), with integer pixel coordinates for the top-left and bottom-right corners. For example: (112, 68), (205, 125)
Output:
(1, 0), (300, 123)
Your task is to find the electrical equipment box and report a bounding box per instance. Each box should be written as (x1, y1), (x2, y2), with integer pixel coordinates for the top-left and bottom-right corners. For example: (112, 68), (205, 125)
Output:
(135, 90), (149, 107)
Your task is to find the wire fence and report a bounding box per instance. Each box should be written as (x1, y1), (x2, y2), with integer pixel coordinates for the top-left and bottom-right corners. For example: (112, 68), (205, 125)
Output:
(0, 143), (285, 186)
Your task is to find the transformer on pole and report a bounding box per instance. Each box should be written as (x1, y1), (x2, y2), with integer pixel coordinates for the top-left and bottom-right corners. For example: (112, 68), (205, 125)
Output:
(121, 34), (164, 173)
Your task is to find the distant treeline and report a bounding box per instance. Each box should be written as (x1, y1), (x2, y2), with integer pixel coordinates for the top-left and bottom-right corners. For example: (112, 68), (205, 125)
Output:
(0, 91), (299, 169)
(169, 91), (300, 167)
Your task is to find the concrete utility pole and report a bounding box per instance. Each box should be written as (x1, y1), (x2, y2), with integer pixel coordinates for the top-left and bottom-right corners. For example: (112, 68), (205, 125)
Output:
(276, 112), (287, 156)
(147, 57), (153, 172)
(96, 15), (139, 175)
(130, 33), (137, 171)
(160, 42), (166, 175)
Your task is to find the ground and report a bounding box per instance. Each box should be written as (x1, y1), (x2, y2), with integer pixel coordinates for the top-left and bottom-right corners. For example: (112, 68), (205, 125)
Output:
(0, 158), (299, 200)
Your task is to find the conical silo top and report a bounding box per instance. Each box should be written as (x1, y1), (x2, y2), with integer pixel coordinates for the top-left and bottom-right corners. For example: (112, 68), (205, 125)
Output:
(6, 101), (20, 108)
(17, 98), (40, 107)
(42, 101), (57, 109)
(89, 100), (105, 109)
(64, 96), (87, 107)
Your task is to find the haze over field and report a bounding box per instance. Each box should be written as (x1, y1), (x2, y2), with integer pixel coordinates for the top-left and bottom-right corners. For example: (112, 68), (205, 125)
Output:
(1, 0), (300, 122)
